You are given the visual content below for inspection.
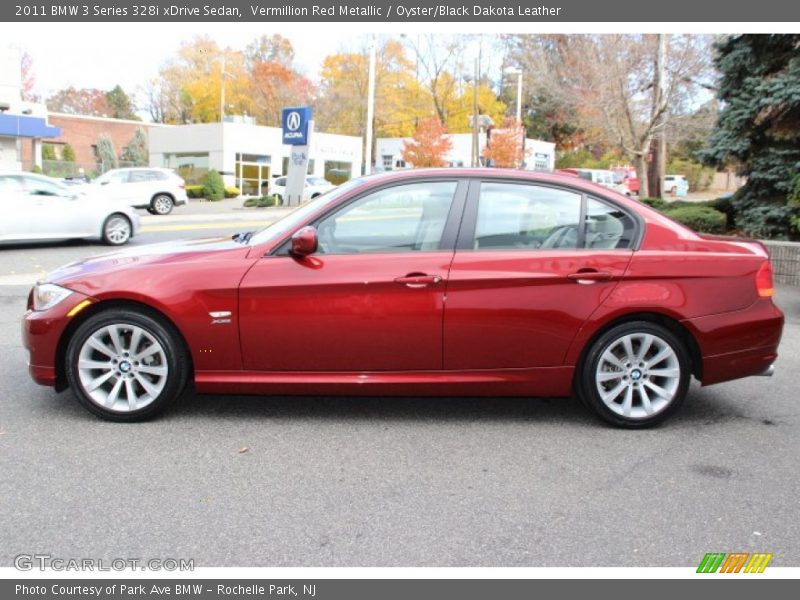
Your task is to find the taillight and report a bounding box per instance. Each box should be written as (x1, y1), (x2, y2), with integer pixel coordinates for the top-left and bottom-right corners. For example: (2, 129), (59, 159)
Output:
(756, 261), (774, 298)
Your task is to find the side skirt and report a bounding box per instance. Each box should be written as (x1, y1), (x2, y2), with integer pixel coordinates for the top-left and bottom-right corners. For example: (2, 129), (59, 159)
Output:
(195, 367), (575, 397)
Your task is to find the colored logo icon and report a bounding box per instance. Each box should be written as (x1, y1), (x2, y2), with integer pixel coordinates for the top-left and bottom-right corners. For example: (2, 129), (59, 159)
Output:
(697, 552), (773, 573)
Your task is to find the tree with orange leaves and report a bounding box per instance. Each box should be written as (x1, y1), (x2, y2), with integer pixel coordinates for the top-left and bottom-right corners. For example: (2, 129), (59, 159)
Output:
(401, 116), (453, 168)
(484, 118), (527, 169)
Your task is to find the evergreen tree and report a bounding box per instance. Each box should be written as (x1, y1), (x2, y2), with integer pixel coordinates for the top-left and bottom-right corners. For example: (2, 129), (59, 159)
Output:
(700, 34), (800, 239)
(96, 134), (118, 170)
(41, 144), (57, 161)
(203, 169), (225, 201)
(105, 85), (139, 120)
(121, 128), (148, 166)
(62, 143), (76, 162)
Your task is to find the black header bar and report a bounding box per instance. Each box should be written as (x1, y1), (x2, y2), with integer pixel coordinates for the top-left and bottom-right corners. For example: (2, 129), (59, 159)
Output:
(4, 0), (800, 22)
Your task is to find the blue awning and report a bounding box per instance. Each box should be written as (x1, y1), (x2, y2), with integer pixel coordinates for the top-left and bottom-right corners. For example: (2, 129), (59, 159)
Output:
(0, 113), (61, 138)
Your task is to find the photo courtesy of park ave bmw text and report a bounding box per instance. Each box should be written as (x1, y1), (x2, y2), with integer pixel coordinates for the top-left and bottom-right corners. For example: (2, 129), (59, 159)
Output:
(1, 0), (799, 596)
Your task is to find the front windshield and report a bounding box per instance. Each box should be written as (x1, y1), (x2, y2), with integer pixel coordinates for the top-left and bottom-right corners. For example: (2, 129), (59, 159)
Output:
(248, 177), (368, 245)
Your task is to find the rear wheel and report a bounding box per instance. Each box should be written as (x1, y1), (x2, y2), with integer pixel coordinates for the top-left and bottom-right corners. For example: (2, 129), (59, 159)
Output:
(102, 214), (131, 245)
(65, 309), (189, 422)
(151, 194), (174, 215)
(578, 321), (690, 428)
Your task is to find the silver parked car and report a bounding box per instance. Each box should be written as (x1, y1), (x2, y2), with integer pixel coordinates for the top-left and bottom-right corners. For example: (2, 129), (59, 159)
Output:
(0, 172), (139, 246)
(271, 175), (335, 202)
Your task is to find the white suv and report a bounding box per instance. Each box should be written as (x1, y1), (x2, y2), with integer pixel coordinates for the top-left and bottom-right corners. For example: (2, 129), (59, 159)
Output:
(90, 168), (188, 215)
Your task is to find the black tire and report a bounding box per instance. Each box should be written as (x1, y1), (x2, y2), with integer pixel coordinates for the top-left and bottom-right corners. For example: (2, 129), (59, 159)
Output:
(65, 309), (189, 422)
(577, 321), (691, 428)
(151, 194), (174, 215)
(101, 214), (132, 246)
(147, 207), (157, 215)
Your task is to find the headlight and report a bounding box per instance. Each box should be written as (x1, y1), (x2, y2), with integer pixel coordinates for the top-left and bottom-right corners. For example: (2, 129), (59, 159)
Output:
(32, 283), (74, 312)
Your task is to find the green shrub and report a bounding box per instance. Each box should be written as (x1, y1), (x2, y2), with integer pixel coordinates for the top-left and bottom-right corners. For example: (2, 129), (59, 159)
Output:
(243, 195), (282, 208)
(62, 143), (76, 163)
(663, 205), (727, 234)
(224, 186), (241, 198)
(202, 170), (225, 201)
(639, 197), (668, 211)
(42, 144), (57, 161)
(185, 185), (204, 199)
(31, 165), (43, 174)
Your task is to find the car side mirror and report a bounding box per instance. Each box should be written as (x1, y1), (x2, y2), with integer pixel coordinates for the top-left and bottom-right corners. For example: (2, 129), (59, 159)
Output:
(290, 226), (318, 257)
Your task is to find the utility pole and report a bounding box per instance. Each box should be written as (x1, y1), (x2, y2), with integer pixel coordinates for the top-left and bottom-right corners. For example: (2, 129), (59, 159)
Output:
(470, 43), (482, 168)
(219, 52), (226, 124)
(652, 34), (667, 198)
(364, 41), (377, 175)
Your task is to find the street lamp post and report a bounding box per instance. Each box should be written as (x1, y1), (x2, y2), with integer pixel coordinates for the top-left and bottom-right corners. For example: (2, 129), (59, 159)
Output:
(505, 66), (523, 123)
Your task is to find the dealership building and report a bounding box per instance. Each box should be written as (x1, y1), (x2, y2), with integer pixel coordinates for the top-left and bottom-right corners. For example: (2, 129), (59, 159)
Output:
(149, 120), (363, 195)
(375, 133), (555, 172)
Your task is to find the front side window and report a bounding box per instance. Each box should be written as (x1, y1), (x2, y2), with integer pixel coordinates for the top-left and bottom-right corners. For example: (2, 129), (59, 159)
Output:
(474, 182), (582, 250)
(22, 176), (67, 197)
(315, 181), (458, 254)
(0, 176), (24, 194)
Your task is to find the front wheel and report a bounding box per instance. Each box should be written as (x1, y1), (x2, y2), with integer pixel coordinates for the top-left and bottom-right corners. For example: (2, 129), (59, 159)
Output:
(65, 309), (189, 421)
(151, 194), (174, 215)
(102, 214), (132, 246)
(577, 321), (691, 428)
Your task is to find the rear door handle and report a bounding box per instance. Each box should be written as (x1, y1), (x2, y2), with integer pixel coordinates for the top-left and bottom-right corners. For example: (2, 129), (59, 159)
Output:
(394, 273), (443, 288)
(567, 270), (613, 284)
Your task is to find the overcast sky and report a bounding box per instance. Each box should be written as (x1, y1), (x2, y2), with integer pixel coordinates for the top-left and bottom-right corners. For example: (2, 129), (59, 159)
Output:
(4, 22), (788, 120)
(3, 23), (357, 98)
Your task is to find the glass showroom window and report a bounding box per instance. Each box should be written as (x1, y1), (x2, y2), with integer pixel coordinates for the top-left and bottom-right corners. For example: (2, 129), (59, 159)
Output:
(164, 153), (209, 184)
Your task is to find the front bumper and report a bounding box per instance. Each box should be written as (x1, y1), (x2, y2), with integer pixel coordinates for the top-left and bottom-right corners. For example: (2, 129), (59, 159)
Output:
(21, 290), (93, 387)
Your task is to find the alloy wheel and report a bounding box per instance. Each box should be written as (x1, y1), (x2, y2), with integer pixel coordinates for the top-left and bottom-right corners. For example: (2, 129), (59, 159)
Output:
(76, 323), (169, 412)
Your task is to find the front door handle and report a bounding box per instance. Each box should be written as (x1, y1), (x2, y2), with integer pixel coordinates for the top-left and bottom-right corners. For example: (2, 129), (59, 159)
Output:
(394, 273), (443, 288)
(567, 270), (613, 284)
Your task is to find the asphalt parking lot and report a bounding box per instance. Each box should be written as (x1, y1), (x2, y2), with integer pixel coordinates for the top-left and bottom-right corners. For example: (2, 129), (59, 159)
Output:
(0, 236), (798, 567)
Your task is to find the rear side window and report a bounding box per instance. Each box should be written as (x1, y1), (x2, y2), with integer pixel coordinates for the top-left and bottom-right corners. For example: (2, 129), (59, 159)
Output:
(474, 182), (582, 250)
(128, 171), (150, 183)
(585, 197), (636, 249)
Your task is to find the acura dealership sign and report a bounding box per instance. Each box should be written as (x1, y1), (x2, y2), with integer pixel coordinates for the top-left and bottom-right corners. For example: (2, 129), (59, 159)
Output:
(282, 106), (312, 145)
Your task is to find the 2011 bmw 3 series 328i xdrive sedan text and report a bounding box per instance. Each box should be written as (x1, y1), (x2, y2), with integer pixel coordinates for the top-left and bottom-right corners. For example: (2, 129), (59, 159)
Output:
(22, 169), (784, 427)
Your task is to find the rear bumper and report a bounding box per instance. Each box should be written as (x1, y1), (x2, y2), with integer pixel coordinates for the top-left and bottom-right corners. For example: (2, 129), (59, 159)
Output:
(683, 298), (784, 385)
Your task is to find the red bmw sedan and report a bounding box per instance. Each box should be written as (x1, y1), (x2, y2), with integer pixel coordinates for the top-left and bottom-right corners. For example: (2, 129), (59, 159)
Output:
(22, 169), (784, 427)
